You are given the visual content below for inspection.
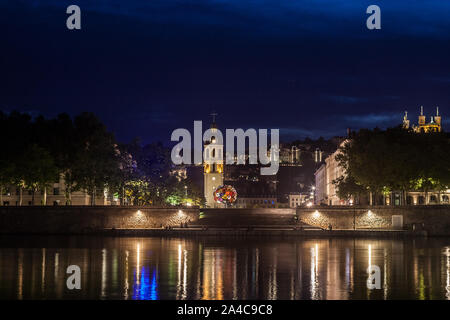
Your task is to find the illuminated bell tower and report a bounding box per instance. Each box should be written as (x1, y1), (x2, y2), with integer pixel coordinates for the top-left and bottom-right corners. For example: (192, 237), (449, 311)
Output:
(204, 113), (224, 208)
(434, 107), (442, 131)
(418, 106), (426, 126)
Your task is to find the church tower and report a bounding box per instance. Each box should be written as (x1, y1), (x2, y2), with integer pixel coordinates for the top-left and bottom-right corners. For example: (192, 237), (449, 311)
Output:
(418, 106), (426, 126)
(402, 111), (410, 129)
(203, 113), (224, 208)
(434, 107), (442, 131)
(408, 106), (442, 133)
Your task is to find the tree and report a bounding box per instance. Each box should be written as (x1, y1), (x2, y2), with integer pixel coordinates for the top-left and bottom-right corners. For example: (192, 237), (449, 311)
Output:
(111, 140), (141, 205)
(124, 180), (152, 205)
(5, 111), (33, 205)
(71, 113), (121, 205)
(0, 111), (14, 205)
(336, 130), (390, 205)
(333, 175), (367, 205)
(337, 127), (450, 205)
(22, 144), (58, 205)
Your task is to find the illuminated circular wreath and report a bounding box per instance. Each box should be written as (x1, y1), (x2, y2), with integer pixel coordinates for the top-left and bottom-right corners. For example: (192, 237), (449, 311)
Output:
(213, 185), (237, 205)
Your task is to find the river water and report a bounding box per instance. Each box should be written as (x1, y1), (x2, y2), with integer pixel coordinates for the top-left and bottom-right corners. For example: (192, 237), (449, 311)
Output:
(0, 236), (449, 300)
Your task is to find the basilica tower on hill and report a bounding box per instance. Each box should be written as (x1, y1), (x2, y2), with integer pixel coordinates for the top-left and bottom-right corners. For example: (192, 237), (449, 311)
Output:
(403, 106), (442, 133)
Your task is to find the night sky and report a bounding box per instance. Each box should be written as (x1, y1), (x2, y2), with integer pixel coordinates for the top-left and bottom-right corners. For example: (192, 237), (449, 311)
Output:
(1, 0), (449, 144)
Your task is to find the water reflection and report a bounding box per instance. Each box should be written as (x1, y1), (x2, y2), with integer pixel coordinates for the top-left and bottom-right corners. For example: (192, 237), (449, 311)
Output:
(445, 247), (450, 300)
(310, 244), (319, 299)
(0, 236), (449, 300)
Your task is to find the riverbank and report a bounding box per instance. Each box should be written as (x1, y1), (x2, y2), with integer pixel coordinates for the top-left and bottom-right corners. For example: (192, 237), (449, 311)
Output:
(0, 227), (426, 238)
(0, 205), (448, 236)
(101, 227), (426, 238)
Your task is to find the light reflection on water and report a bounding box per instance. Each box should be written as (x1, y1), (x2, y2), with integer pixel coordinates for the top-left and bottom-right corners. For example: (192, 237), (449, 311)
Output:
(0, 236), (449, 300)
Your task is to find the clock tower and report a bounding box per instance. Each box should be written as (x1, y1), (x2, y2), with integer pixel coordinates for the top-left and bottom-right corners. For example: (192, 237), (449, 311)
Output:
(204, 113), (224, 207)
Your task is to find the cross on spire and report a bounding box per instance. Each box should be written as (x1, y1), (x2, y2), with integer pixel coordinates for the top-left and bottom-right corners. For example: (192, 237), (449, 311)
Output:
(210, 111), (218, 123)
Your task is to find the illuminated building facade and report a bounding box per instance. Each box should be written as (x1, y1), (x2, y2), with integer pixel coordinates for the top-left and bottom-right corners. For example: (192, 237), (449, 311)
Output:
(288, 193), (308, 208)
(314, 140), (350, 206)
(314, 163), (327, 205)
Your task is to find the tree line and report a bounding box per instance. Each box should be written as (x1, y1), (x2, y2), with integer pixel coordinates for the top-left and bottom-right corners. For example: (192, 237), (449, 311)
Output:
(0, 111), (203, 206)
(334, 126), (450, 205)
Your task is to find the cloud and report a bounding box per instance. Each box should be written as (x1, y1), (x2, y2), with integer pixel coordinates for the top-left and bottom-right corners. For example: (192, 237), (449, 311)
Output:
(322, 95), (369, 104)
(8, 0), (450, 38)
(429, 76), (450, 84)
(341, 113), (400, 125)
(279, 112), (403, 140)
(0, 105), (49, 119)
(279, 127), (345, 140)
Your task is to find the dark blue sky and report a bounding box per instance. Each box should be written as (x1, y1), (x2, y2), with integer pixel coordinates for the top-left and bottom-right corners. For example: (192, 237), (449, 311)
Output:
(1, 0), (449, 143)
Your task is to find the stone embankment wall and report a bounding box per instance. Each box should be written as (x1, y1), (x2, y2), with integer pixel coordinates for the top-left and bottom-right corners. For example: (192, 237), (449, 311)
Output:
(0, 206), (199, 234)
(297, 205), (450, 236)
(0, 206), (449, 236)
(199, 208), (296, 226)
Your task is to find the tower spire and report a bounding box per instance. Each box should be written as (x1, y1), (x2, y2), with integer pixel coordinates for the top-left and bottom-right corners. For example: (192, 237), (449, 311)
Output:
(418, 106), (426, 126)
(210, 111), (218, 129)
(210, 111), (217, 123)
(434, 106), (442, 130)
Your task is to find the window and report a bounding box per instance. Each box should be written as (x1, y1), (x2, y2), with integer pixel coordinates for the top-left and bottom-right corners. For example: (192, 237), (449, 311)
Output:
(2, 188), (10, 196)
(418, 196), (425, 205)
(394, 193), (401, 206)
(53, 188), (60, 195)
